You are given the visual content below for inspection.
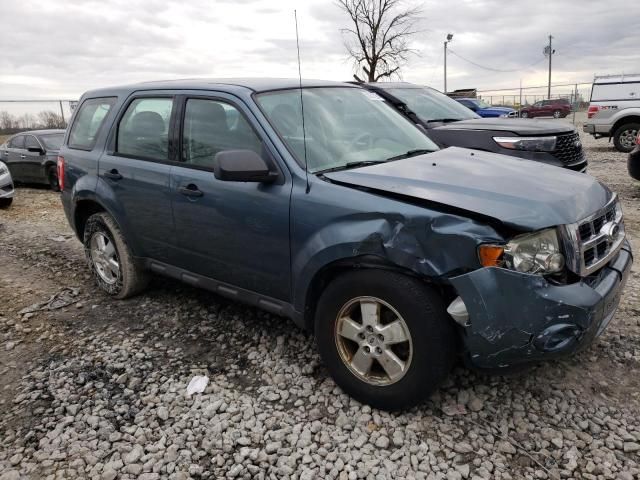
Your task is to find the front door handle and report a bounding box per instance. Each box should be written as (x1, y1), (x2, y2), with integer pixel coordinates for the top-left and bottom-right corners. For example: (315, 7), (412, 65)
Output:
(104, 169), (123, 180)
(20, 155), (26, 159)
(179, 184), (203, 197)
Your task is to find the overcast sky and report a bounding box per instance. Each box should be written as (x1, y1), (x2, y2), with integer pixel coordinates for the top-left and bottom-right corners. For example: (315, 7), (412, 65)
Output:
(1, 0), (638, 106)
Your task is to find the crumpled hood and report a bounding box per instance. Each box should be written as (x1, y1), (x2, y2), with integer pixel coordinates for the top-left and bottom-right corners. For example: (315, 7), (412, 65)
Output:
(323, 147), (611, 231)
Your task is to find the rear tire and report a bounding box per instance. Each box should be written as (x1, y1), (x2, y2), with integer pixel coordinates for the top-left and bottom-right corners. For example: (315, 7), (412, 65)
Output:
(613, 123), (640, 153)
(83, 212), (149, 299)
(47, 165), (60, 192)
(314, 270), (456, 411)
(0, 197), (12, 208)
(552, 110), (562, 118)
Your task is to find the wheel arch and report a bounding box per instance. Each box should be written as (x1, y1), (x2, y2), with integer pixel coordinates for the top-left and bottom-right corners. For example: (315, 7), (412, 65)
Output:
(74, 198), (108, 241)
(611, 115), (640, 136)
(301, 255), (451, 332)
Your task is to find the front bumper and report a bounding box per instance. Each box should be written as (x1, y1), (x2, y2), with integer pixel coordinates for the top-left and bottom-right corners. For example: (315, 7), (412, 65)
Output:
(0, 171), (14, 198)
(628, 146), (640, 180)
(450, 240), (633, 369)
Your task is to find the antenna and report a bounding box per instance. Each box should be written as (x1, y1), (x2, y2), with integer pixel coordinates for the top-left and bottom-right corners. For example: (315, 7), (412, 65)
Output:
(294, 10), (310, 193)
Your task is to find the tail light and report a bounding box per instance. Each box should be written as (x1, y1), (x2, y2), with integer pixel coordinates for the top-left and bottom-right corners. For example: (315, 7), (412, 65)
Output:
(637, 131), (640, 146)
(587, 105), (600, 119)
(57, 156), (65, 191)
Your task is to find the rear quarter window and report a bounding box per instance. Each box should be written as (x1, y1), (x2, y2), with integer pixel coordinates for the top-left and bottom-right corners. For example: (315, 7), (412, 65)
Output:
(68, 97), (117, 150)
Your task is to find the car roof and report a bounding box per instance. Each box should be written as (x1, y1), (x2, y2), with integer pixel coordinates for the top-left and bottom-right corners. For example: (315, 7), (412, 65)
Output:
(11, 129), (65, 137)
(82, 78), (357, 98)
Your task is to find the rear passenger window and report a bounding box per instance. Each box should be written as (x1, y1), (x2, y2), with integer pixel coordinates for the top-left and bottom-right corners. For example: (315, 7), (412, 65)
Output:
(183, 99), (262, 168)
(68, 97), (116, 150)
(117, 98), (173, 161)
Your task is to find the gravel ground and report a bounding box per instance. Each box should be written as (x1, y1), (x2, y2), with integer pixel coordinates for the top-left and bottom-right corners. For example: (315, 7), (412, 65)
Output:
(1, 125), (639, 480)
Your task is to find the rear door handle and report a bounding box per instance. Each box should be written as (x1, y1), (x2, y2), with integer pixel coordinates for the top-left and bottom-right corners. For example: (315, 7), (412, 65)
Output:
(179, 184), (203, 197)
(104, 169), (123, 180)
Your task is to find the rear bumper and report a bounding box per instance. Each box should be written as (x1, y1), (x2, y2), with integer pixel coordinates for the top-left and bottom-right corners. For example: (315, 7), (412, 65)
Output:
(628, 146), (640, 180)
(450, 240), (633, 369)
(583, 123), (610, 135)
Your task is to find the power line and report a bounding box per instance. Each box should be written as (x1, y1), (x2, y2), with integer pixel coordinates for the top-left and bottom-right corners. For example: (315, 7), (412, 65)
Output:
(447, 49), (546, 73)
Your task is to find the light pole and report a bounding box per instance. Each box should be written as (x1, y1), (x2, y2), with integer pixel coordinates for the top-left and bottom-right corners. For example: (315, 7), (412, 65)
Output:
(544, 35), (555, 99)
(444, 33), (453, 93)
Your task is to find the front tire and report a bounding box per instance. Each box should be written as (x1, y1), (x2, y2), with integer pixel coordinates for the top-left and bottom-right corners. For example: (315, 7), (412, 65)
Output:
(83, 212), (149, 299)
(0, 197), (13, 208)
(613, 123), (640, 153)
(314, 270), (456, 411)
(552, 110), (562, 118)
(520, 111), (529, 118)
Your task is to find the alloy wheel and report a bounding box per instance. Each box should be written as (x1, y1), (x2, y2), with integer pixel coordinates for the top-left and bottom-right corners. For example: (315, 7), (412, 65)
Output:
(620, 128), (639, 150)
(90, 232), (120, 284)
(334, 296), (413, 386)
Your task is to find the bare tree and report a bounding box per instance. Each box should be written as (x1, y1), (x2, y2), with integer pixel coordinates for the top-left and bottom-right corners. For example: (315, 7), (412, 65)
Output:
(338, 0), (420, 82)
(0, 111), (16, 130)
(38, 110), (66, 129)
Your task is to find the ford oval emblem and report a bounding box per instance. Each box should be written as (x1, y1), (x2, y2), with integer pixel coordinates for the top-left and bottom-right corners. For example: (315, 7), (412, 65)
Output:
(601, 221), (620, 243)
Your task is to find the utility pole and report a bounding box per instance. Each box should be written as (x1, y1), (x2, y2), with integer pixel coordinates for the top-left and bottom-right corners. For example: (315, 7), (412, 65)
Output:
(444, 33), (453, 93)
(545, 35), (554, 99)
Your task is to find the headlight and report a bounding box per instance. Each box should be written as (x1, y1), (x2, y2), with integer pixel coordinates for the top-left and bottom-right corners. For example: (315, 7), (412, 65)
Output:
(478, 228), (565, 275)
(0, 164), (7, 175)
(493, 136), (557, 152)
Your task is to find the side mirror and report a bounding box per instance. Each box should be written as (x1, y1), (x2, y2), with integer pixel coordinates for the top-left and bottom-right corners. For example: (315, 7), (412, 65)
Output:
(27, 146), (45, 154)
(213, 150), (277, 183)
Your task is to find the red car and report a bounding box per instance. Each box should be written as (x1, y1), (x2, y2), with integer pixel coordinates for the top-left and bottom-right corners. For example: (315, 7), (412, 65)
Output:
(520, 99), (571, 118)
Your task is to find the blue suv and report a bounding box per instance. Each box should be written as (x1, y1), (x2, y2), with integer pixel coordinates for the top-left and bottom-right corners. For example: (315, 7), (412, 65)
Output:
(59, 79), (632, 410)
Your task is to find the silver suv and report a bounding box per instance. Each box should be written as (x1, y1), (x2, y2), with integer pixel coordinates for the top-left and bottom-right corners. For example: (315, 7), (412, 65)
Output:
(584, 74), (640, 152)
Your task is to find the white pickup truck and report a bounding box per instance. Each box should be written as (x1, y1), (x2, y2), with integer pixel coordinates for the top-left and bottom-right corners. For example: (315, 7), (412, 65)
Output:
(584, 74), (640, 152)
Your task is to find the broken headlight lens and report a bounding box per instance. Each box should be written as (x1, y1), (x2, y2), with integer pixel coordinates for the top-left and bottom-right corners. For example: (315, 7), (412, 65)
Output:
(493, 136), (557, 152)
(503, 228), (565, 274)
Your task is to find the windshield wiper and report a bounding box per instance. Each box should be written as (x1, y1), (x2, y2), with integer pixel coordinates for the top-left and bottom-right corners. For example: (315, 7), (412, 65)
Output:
(384, 149), (434, 162)
(425, 118), (461, 123)
(316, 160), (388, 174)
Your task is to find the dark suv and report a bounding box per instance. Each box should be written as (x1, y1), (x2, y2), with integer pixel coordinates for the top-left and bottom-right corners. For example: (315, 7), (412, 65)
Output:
(520, 99), (572, 118)
(59, 79), (632, 410)
(361, 83), (587, 172)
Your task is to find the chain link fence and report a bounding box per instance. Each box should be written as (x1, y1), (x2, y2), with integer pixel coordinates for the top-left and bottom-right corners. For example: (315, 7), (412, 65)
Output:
(476, 82), (593, 111)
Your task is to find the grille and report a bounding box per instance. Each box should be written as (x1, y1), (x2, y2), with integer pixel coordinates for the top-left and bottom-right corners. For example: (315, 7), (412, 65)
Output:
(553, 132), (585, 165)
(567, 198), (624, 275)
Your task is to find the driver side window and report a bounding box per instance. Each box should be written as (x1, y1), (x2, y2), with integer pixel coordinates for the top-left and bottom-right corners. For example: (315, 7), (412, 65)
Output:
(182, 99), (262, 169)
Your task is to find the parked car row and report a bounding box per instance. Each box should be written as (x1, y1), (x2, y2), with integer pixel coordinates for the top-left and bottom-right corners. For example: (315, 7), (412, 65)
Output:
(0, 129), (65, 190)
(53, 78), (631, 410)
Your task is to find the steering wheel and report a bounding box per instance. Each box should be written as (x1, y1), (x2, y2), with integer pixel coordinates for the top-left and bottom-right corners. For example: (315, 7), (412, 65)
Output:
(350, 132), (374, 151)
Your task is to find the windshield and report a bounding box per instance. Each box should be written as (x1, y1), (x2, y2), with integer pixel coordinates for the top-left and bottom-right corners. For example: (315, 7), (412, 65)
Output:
(474, 99), (491, 109)
(40, 133), (64, 150)
(387, 87), (479, 121)
(256, 87), (438, 173)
